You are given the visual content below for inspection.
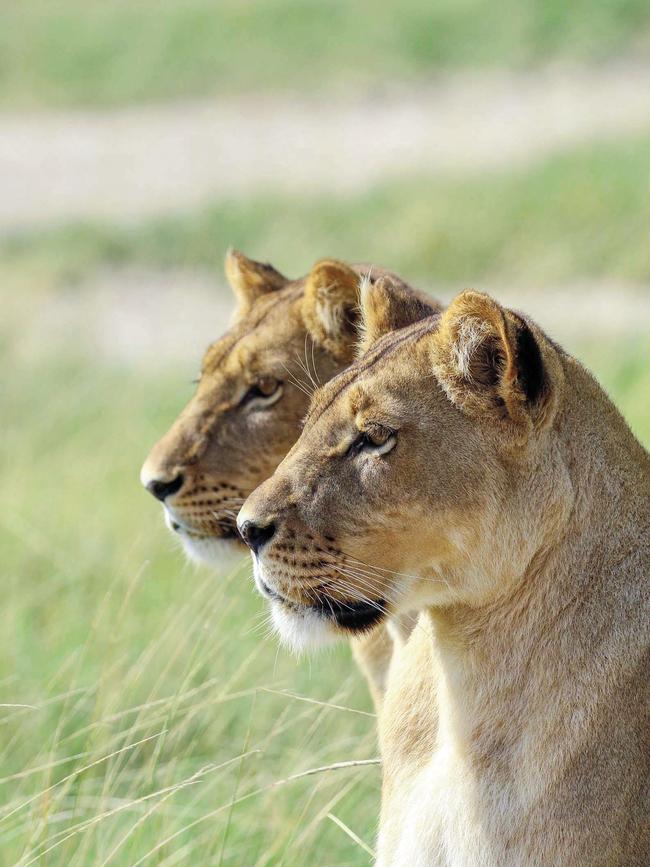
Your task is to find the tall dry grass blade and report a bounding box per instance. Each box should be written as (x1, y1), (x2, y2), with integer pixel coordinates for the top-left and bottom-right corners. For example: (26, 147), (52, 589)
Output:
(260, 687), (375, 718)
(327, 811), (376, 858)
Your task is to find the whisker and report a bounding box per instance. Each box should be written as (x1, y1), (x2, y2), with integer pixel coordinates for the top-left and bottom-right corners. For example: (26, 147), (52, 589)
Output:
(281, 363), (313, 398)
(326, 566), (427, 634)
(317, 570), (389, 614)
(301, 333), (320, 390)
(329, 566), (391, 599)
(344, 553), (436, 585)
(209, 512), (238, 523)
(281, 359), (314, 396)
(309, 335), (321, 386)
(294, 342), (319, 393)
(325, 578), (386, 615)
(301, 335), (320, 392)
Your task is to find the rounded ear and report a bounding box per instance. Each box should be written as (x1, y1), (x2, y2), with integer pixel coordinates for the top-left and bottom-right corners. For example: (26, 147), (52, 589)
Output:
(301, 259), (361, 362)
(358, 273), (443, 355)
(431, 291), (559, 432)
(225, 248), (289, 315)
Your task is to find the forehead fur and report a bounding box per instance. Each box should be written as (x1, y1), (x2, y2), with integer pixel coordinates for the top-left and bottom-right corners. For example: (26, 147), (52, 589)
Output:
(201, 282), (304, 377)
(201, 261), (420, 382)
(303, 314), (442, 431)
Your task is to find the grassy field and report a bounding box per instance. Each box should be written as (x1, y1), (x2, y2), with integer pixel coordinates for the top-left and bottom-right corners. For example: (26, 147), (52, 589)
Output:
(2, 288), (649, 865)
(2, 280), (649, 866)
(3, 1), (650, 863)
(2, 0), (650, 107)
(5, 132), (650, 290)
(1, 333), (382, 865)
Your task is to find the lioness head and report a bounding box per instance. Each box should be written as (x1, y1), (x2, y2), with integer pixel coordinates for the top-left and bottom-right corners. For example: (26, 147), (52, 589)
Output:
(238, 280), (569, 650)
(141, 251), (437, 565)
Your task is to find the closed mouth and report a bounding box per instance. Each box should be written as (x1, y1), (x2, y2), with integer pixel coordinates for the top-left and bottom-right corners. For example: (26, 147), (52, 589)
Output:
(259, 579), (288, 603)
(169, 516), (240, 541)
(215, 524), (241, 541)
(314, 597), (387, 632)
(259, 580), (386, 632)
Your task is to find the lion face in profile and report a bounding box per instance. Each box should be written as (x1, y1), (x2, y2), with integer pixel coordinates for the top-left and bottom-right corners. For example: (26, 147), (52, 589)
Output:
(141, 251), (437, 567)
(239, 279), (568, 651)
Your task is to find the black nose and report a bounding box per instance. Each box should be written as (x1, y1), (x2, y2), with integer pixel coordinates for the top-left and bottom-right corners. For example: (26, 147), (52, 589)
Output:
(239, 520), (275, 554)
(146, 475), (184, 502)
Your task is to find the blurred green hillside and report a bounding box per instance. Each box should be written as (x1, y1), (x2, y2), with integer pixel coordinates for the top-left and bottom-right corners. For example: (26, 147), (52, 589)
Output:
(2, 0), (649, 107)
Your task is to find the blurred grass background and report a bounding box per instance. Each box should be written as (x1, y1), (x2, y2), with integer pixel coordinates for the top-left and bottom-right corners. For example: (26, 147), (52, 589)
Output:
(2, 1), (650, 865)
(5, 134), (650, 287)
(3, 0), (650, 107)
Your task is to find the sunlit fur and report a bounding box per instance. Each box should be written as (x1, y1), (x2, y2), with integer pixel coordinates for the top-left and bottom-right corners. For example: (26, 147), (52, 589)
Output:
(241, 283), (650, 865)
(141, 252), (429, 564)
(141, 251), (441, 700)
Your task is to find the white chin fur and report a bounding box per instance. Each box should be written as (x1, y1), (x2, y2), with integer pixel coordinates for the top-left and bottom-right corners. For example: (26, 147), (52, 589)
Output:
(177, 532), (244, 569)
(252, 559), (339, 653)
(270, 601), (338, 654)
(163, 507), (244, 569)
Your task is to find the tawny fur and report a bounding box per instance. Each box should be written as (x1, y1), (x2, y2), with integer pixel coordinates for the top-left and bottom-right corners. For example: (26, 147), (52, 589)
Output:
(241, 286), (650, 866)
(141, 251), (441, 706)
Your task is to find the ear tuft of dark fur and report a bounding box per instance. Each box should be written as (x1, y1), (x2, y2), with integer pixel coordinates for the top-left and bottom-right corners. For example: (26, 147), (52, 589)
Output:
(515, 321), (545, 405)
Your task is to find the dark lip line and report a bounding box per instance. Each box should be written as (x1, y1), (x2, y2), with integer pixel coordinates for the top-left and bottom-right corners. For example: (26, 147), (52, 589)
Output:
(315, 596), (387, 631)
(171, 519), (240, 541)
(260, 580), (387, 632)
(259, 579), (291, 604)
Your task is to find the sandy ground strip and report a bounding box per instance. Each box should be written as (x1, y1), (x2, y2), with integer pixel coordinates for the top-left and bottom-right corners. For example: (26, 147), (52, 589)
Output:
(2, 61), (650, 231)
(8, 267), (649, 371)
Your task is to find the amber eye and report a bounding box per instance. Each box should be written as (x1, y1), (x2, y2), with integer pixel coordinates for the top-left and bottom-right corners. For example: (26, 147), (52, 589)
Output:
(256, 377), (279, 397)
(348, 424), (397, 457)
(242, 377), (283, 406)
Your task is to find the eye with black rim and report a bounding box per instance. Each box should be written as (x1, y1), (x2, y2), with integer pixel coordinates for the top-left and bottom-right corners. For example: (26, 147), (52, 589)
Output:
(241, 377), (283, 407)
(347, 424), (397, 457)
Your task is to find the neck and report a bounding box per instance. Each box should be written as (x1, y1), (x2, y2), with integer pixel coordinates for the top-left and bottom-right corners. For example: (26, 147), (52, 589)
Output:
(428, 359), (650, 789)
(377, 358), (650, 864)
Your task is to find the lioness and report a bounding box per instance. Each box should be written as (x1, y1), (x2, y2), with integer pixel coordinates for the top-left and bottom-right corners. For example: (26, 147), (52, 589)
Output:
(239, 278), (650, 865)
(141, 250), (438, 702)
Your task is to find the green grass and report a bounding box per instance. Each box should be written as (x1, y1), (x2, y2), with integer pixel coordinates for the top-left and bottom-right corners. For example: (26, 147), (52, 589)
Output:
(1, 347), (380, 866)
(1, 0), (649, 107)
(3, 3), (649, 860)
(2, 273), (649, 863)
(5, 133), (650, 290)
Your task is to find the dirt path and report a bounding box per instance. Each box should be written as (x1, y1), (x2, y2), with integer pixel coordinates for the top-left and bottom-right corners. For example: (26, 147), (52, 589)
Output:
(2, 61), (650, 232)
